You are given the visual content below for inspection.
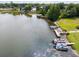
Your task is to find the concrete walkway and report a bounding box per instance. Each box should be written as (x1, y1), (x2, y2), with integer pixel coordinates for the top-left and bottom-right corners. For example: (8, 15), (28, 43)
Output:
(68, 30), (79, 33)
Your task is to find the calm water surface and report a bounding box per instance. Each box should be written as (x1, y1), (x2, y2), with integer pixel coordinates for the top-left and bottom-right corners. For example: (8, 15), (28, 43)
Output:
(0, 14), (56, 57)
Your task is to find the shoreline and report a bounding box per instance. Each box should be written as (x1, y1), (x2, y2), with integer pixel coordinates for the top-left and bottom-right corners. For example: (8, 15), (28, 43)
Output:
(54, 22), (79, 57)
(36, 14), (79, 57)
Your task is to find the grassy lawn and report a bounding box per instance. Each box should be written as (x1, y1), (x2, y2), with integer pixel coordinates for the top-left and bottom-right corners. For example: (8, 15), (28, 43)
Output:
(0, 9), (20, 15)
(57, 18), (79, 31)
(57, 18), (79, 54)
(68, 33), (79, 53)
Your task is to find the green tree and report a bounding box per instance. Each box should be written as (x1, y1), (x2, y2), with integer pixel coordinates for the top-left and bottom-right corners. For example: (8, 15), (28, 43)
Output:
(47, 4), (60, 21)
(0, 4), (4, 8)
(24, 4), (32, 13)
(76, 4), (79, 16)
(58, 3), (65, 9)
(60, 3), (77, 18)
(10, 2), (18, 8)
(38, 8), (46, 16)
(36, 4), (41, 11)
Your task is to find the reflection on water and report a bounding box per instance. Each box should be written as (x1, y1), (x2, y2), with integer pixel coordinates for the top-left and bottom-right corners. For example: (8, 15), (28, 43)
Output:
(0, 14), (56, 57)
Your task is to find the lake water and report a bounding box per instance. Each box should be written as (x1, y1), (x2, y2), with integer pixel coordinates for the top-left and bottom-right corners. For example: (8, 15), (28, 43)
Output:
(0, 14), (56, 57)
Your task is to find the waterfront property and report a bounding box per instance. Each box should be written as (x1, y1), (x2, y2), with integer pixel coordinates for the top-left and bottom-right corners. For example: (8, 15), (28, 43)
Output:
(0, 14), (77, 57)
(57, 18), (79, 54)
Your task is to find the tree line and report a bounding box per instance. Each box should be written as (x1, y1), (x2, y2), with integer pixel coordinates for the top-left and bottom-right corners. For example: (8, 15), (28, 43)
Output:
(36, 3), (79, 21)
(0, 2), (79, 21)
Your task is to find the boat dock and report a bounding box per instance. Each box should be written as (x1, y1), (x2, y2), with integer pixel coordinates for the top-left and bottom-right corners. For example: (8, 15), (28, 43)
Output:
(49, 25), (74, 46)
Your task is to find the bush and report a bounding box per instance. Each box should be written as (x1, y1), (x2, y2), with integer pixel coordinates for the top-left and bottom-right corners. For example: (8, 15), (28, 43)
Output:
(76, 26), (79, 29)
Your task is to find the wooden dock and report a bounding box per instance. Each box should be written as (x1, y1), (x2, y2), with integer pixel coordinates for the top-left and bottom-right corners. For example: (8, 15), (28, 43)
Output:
(50, 25), (74, 46)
